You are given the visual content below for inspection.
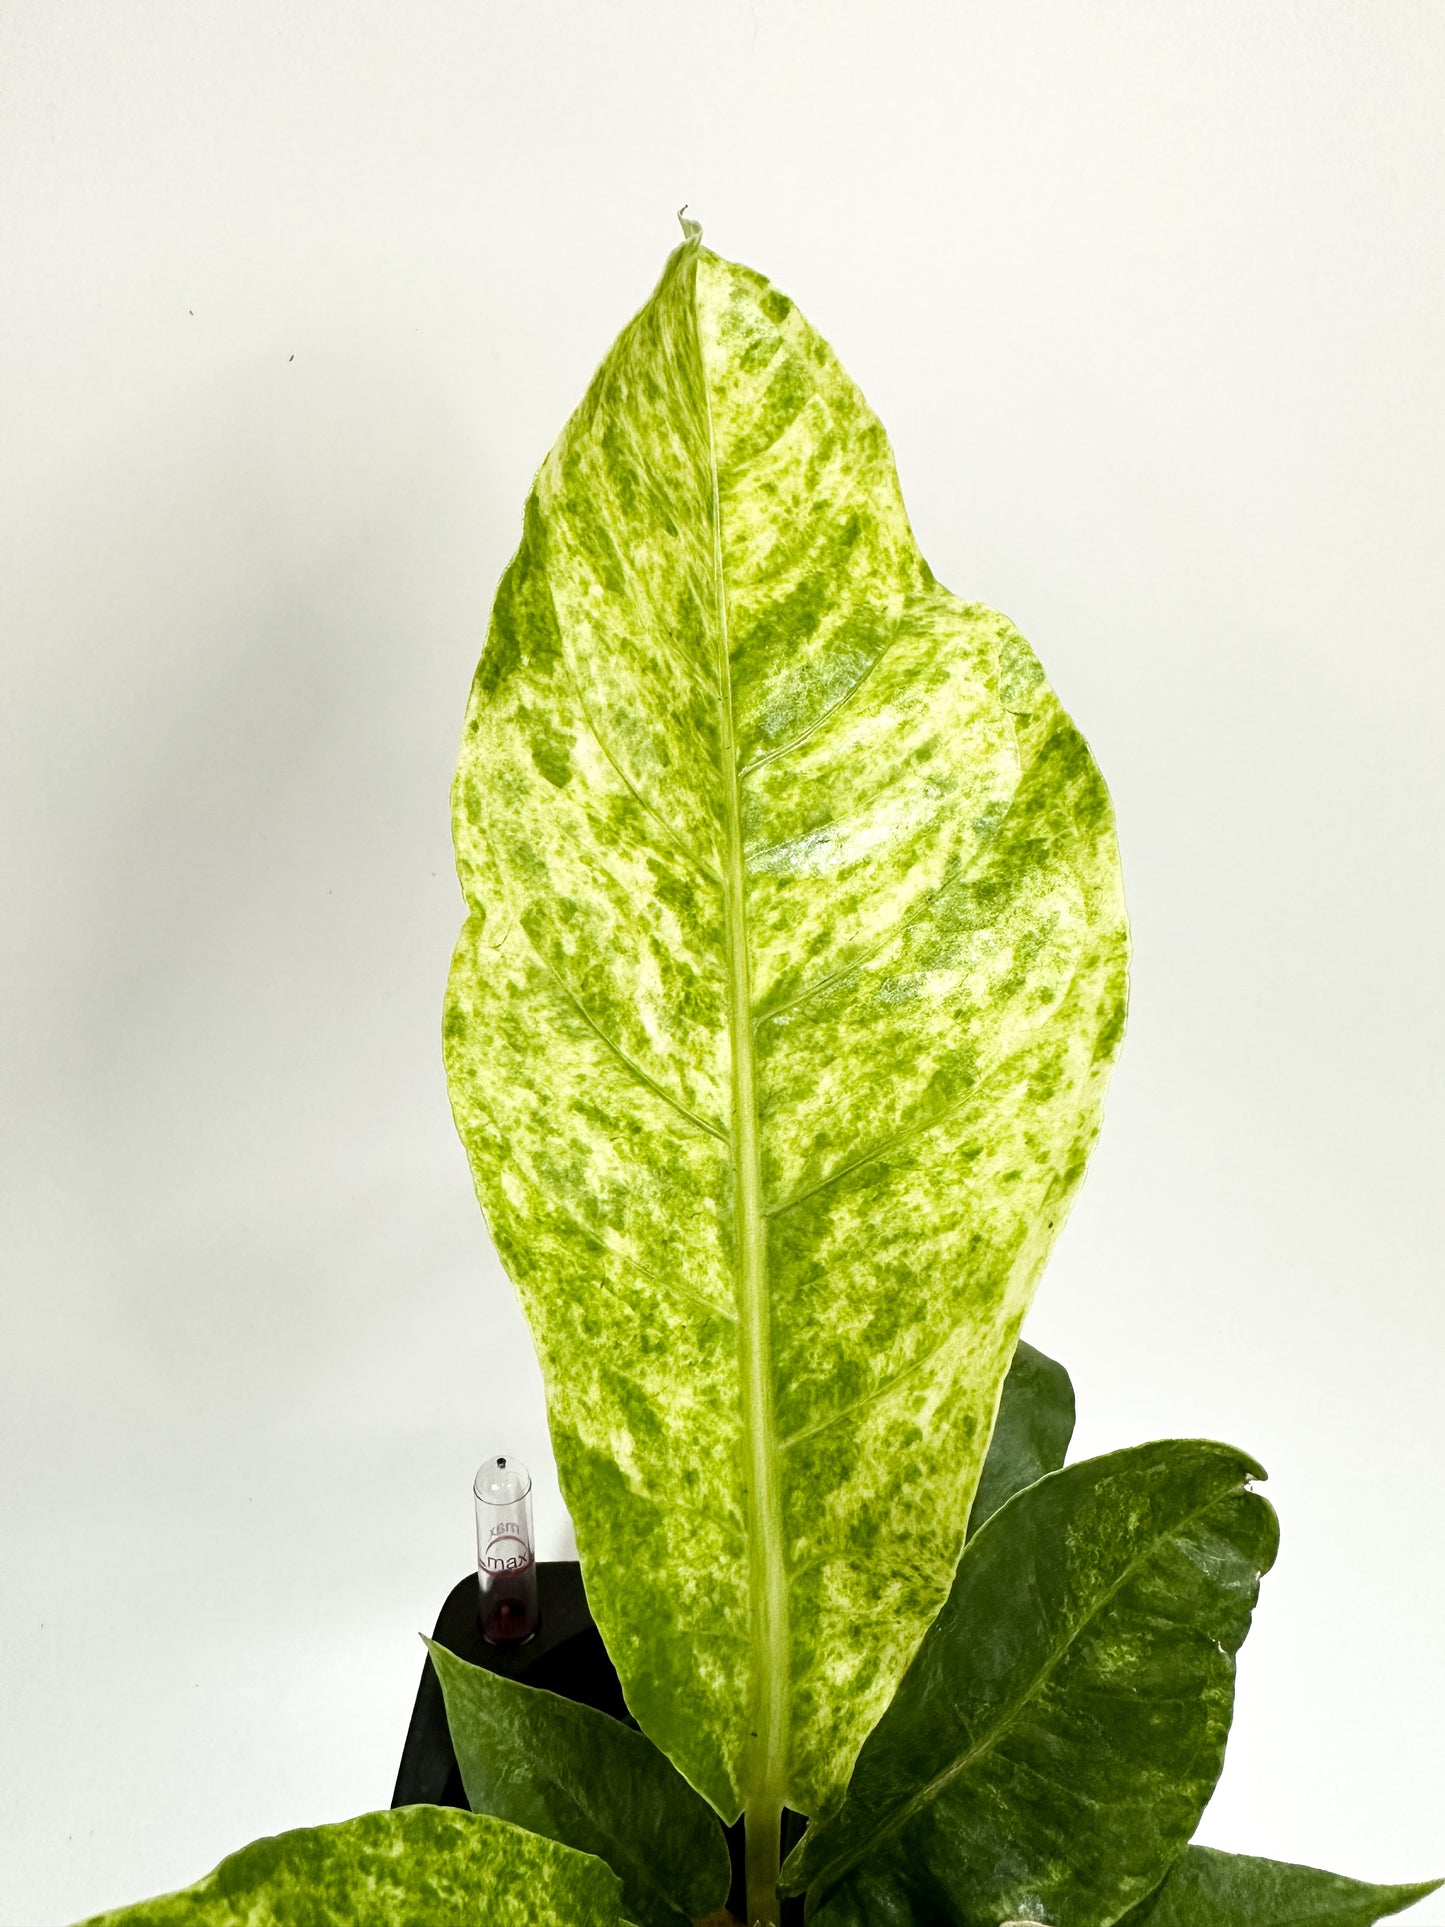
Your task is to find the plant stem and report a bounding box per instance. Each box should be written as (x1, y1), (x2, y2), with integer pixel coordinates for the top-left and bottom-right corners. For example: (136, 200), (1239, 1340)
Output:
(745, 1799), (782, 1927)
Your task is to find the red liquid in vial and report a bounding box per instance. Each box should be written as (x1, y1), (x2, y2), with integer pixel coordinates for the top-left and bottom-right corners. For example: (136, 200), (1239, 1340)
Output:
(480, 1584), (538, 1645)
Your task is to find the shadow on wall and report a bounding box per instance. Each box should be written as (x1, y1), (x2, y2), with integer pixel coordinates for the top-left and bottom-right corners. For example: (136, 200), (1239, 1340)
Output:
(4, 334), (511, 1413)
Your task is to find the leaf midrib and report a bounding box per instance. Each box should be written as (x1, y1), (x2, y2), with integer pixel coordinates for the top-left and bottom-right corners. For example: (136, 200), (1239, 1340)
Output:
(692, 243), (790, 1817)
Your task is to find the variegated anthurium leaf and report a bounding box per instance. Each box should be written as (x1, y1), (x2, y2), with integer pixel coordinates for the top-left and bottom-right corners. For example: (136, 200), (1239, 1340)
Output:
(781, 1441), (1280, 1927)
(1117, 1846), (1442, 1927)
(425, 1637), (731, 1927)
(444, 222), (1128, 1824)
(69, 1806), (626, 1927)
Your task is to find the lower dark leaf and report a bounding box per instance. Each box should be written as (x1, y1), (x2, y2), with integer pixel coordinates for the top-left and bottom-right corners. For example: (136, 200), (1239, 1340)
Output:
(967, 1339), (1075, 1535)
(427, 1636), (730, 1927)
(1117, 1845), (1441, 1927)
(783, 1440), (1279, 1927)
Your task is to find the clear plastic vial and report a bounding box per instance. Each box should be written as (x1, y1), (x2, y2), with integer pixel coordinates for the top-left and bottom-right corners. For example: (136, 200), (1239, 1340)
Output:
(473, 1455), (539, 1645)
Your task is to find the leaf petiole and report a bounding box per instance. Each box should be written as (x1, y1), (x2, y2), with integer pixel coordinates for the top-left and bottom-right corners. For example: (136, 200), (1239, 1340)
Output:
(744, 1800), (782, 1927)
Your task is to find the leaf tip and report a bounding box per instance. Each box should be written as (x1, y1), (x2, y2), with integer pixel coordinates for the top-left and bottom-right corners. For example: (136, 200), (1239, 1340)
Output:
(677, 203), (703, 244)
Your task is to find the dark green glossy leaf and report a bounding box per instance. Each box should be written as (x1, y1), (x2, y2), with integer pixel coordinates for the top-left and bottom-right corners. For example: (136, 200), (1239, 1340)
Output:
(445, 222), (1129, 1824)
(782, 1441), (1279, 1927)
(426, 1636), (730, 1927)
(70, 1805), (626, 1926)
(1118, 1846), (1442, 1927)
(967, 1338), (1074, 1535)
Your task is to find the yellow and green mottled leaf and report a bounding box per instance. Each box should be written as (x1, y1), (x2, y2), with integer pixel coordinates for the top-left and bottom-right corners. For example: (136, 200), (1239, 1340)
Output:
(69, 1805), (626, 1926)
(444, 224), (1129, 1822)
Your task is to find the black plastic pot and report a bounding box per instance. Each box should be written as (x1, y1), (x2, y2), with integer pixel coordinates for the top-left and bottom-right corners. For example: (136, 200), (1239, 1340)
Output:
(394, 1562), (805, 1923)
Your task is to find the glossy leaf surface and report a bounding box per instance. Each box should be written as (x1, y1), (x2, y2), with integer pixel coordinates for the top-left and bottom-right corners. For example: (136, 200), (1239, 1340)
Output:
(1120, 1846), (1442, 1927)
(783, 1441), (1279, 1927)
(966, 1338), (1074, 1535)
(427, 1637), (730, 1927)
(71, 1805), (625, 1927)
(445, 225), (1129, 1819)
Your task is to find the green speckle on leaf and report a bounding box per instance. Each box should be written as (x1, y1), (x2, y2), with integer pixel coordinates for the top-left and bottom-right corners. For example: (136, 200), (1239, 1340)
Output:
(70, 1806), (627, 1926)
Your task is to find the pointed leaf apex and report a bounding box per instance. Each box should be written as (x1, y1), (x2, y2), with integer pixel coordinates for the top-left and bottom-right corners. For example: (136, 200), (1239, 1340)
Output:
(677, 205), (702, 243)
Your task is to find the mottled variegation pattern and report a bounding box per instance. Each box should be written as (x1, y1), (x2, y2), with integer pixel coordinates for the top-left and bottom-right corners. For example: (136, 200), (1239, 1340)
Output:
(445, 227), (1128, 1823)
(71, 1806), (625, 1927)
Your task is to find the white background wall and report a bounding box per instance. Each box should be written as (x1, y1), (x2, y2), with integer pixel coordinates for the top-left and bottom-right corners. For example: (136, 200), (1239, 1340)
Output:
(2, 3), (1441, 1921)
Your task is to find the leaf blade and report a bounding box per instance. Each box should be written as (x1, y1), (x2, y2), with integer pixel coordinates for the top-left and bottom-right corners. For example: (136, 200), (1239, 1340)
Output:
(445, 233), (1129, 1819)
(426, 1637), (730, 1927)
(967, 1338), (1075, 1535)
(784, 1441), (1279, 1927)
(1120, 1845), (1442, 1927)
(70, 1805), (626, 1927)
